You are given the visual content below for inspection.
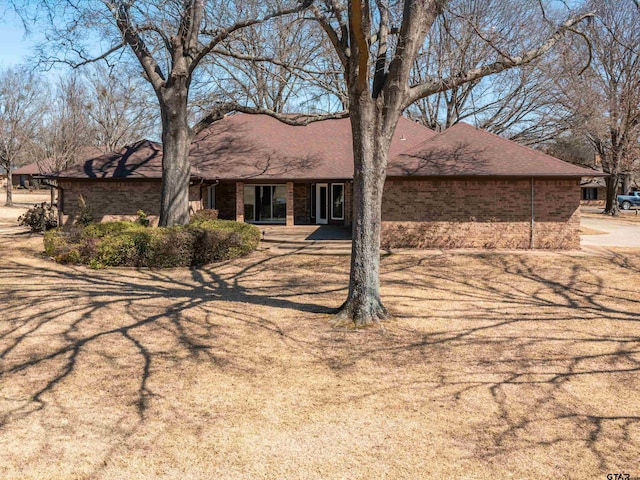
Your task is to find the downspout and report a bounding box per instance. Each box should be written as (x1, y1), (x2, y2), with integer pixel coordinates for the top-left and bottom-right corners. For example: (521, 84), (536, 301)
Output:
(192, 177), (204, 211)
(530, 177), (535, 249)
(200, 178), (219, 209)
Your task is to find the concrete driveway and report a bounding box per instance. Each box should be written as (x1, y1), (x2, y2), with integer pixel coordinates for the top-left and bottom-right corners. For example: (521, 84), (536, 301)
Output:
(581, 215), (640, 247)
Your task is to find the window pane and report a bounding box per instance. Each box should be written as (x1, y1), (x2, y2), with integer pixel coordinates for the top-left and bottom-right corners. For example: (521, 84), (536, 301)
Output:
(273, 185), (287, 221)
(320, 185), (327, 220)
(332, 184), (344, 219)
(244, 185), (255, 221)
(208, 186), (216, 209)
(258, 186), (272, 221)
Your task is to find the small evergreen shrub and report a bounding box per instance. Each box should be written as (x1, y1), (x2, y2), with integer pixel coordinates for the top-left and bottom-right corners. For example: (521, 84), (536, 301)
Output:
(136, 210), (150, 227)
(75, 195), (94, 226)
(43, 219), (260, 268)
(18, 203), (58, 232)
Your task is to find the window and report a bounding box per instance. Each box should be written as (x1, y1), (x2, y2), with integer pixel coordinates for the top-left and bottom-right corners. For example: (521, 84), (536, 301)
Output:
(582, 187), (598, 200)
(331, 183), (344, 220)
(243, 185), (286, 223)
(206, 185), (216, 209)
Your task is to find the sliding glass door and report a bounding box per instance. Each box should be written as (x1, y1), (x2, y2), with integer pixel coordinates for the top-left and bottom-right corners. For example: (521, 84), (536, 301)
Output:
(244, 185), (287, 223)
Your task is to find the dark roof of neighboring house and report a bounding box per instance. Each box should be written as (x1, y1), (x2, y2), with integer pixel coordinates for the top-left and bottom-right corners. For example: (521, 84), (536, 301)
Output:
(580, 177), (607, 188)
(51, 114), (602, 180)
(13, 162), (41, 175)
(389, 123), (605, 177)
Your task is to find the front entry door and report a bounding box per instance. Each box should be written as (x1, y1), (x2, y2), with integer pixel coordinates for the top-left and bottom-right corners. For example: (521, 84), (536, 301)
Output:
(316, 183), (328, 224)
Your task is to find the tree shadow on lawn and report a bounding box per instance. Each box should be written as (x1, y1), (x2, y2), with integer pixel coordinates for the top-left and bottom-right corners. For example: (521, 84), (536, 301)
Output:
(0, 252), (341, 418)
(0, 249), (639, 475)
(354, 253), (640, 471)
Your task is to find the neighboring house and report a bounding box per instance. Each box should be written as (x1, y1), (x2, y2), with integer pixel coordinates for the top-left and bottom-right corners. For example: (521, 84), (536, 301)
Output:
(580, 177), (607, 206)
(12, 162), (43, 188)
(12, 146), (107, 189)
(48, 113), (603, 249)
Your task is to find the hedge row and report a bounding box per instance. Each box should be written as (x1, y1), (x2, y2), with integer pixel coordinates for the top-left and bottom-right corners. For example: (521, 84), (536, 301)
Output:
(44, 217), (260, 268)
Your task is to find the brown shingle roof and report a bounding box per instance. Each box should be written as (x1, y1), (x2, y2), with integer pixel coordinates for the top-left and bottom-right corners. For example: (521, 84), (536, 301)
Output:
(190, 113), (434, 180)
(53, 141), (163, 179)
(13, 162), (41, 175)
(389, 122), (603, 177)
(15, 147), (109, 176)
(52, 114), (602, 180)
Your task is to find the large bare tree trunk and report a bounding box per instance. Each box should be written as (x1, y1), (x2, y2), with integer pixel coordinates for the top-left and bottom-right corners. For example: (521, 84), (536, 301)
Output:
(158, 84), (192, 227)
(5, 169), (13, 207)
(604, 174), (620, 215)
(335, 96), (397, 326)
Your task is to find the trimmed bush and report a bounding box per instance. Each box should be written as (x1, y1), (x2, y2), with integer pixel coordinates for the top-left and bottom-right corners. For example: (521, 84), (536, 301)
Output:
(190, 209), (219, 222)
(43, 219), (260, 268)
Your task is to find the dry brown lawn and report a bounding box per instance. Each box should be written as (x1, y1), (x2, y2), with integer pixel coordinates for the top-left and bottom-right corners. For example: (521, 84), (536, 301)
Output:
(1, 203), (639, 479)
(582, 207), (640, 224)
(579, 226), (608, 235)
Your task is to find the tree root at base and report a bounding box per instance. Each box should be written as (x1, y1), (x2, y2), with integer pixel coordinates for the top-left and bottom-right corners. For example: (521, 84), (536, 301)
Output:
(332, 297), (391, 328)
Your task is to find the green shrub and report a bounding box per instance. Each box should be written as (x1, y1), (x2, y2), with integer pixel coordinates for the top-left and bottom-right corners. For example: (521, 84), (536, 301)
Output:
(191, 219), (261, 258)
(136, 210), (150, 227)
(83, 221), (143, 238)
(90, 231), (142, 268)
(44, 229), (81, 264)
(43, 219), (260, 268)
(143, 227), (193, 267)
(190, 209), (219, 223)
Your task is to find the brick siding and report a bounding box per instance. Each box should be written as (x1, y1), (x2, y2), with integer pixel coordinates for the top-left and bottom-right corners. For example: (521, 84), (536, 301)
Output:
(294, 183), (311, 224)
(381, 178), (580, 249)
(215, 182), (236, 220)
(58, 177), (580, 249)
(59, 180), (202, 226)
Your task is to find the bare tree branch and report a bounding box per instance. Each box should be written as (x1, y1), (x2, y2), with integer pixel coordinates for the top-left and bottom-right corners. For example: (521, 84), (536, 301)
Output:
(405, 12), (595, 108)
(191, 102), (348, 136)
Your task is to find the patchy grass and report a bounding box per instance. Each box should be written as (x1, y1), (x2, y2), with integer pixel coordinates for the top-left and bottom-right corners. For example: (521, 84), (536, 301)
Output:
(1, 207), (640, 479)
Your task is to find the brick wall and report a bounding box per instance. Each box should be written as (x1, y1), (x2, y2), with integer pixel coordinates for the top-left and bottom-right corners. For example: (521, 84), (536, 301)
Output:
(215, 182), (236, 220)
(59, 180), (202, 226)
(344, 181), (352, 227)
(381, 178), (580, 249)
(294, 183), (311, 224)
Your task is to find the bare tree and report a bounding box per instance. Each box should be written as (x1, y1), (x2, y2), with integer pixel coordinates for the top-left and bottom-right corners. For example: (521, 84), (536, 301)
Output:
(405, 0), (571, 145)
(553, 0), (640, 214)
(0, 67), (43, 206)
(201, 15), (337, 112)
(309, 0), (592, 324)
(15, 0), (313, 226)
(84, 63), (158, 151)
(544, 134), (596, 168)
(32, 74), (97, 174)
